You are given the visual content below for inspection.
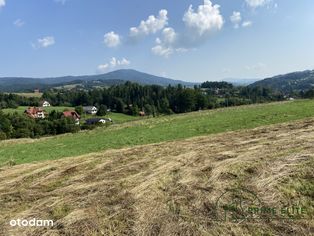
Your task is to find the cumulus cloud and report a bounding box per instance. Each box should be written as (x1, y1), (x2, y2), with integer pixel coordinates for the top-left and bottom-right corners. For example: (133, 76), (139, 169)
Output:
(97, 57), (131, 72)
(152, 44), (174, 58)
(104, 31), (121, 48)
(242, 21), (253, 27)
(230, 11), (241, 29)
(110, 57), (130, 67)
(152, 1), (224, 58)
(0, 0), (5, 8)
(183, 0), (223, 36)
(13, 19), (25, 27)
(152, 27), (181, 58)
(32, 36), (55, 49)
(129, 9), (168, 39)
(245, 0), (270, 8)
(97, 64), (109, 71)
(229, 11), (253, 29)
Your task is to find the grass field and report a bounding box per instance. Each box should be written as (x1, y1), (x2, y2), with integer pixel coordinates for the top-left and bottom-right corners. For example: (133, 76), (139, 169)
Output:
(1, 99), (314, 165)
(12, 92), (43, 98)
(0, 118), (313, 235)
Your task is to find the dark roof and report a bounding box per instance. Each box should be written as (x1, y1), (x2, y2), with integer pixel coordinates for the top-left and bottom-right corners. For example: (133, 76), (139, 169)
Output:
(85, 118), (106, 125)
(83, 106), (97, 110)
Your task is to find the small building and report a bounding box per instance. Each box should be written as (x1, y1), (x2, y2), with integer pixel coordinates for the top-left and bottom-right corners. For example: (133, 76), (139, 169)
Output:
(40, 100), (51, 107)
(83, 106), (98, 115)
(85, 118), (108, 125)
(25, 107), (45, 119)
(63, 111), (81, 125)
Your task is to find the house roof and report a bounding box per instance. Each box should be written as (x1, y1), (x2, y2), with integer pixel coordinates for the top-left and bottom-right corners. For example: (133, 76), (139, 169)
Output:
(85, 118), (106, 124)
(25, 107), (45, 118)
(83, 106), (97, 110)
(63, 111), (80, 119)
(25, 107), (44, 115)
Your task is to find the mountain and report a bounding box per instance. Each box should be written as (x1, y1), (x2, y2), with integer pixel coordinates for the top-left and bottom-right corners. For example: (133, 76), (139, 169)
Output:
(250, 69), (314, 93)
(0, 69), (196, 92)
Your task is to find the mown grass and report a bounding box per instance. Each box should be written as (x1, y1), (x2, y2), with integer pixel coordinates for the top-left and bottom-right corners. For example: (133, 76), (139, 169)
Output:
(1, 100), (314, 165)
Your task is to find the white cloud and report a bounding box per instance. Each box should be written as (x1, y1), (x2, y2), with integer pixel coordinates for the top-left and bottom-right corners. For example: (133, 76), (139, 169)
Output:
(0, 0), (5, 8)
(97, 64), (109, 72)
(153, 1), (224, 58)
(152, 45), (174, 58)
(152, 27), (178, 58)
(110, 57), (130, 67)
(242, 21), (253, 27)
(32, 36), (55, 49)
(230, 11), (241, 29)
(13, 19), (25, 27)
(183, 0), (223, 36)
(245, 0), (270, 8)
(104, 31), (121, 48)
(129, 9), (168, 39)
(98, 57), (131, 72)
(162, 27), (177, 45)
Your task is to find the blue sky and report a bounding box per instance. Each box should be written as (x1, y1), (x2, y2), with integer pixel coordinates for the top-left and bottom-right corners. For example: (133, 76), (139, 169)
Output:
(0, 0), (313, 82)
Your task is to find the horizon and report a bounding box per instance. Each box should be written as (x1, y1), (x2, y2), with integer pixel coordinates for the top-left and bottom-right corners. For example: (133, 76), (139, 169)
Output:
(0, 1), (314, 81)
(2, 67), (314, 84)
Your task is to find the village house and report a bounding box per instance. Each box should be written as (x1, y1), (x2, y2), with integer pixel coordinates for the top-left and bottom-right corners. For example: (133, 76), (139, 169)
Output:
(25, 107), (46, 119)
(85, 118), (110, 125)
(83, 106), (98, 115)
(40, 100), (51, 107)
(63, 111), (81, 125)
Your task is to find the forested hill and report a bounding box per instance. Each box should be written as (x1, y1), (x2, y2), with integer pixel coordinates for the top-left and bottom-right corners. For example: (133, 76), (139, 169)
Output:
(250, 69), (314, 93)
(0, 69), (196, 92)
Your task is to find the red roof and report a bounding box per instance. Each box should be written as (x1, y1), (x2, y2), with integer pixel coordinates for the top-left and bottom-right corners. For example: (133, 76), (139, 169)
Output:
(25, 107), (44, 118)
(63, 111), (80, 119)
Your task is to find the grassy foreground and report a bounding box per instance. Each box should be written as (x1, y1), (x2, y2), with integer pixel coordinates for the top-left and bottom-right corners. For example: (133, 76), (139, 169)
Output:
(0, 118), (313, 235)
(1, 100), (314, 165)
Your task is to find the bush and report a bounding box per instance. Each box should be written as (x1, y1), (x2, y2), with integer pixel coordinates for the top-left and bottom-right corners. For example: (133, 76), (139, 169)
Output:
(0, 131), (7, 140)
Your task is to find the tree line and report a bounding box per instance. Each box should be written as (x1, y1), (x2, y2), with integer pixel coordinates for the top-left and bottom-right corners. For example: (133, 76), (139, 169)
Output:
(42, 81), (285, 116)
(0, 110), (80, 140)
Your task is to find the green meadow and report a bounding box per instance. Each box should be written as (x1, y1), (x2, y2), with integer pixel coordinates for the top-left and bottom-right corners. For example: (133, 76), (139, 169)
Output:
(1, 100), (314, 166)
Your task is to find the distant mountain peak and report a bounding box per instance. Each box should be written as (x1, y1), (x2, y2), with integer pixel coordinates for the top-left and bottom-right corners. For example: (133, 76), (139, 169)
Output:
(0, 69), (197, 92)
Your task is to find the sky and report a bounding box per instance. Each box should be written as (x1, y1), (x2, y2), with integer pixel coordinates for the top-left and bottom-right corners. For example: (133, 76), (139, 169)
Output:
(0, 0), (314, 82)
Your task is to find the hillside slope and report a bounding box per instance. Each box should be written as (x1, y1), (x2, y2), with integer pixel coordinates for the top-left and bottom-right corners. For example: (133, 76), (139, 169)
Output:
(1, 100), (314, 166)
(0, 69), (195, 92)
(250, 69), (314, 93)
(0, 119), (313, 235)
